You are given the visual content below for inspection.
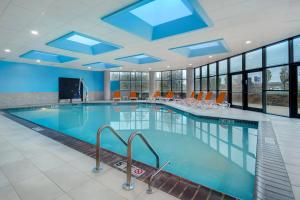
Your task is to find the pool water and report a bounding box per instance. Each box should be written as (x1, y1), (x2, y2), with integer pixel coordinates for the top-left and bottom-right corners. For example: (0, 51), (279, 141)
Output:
(8, 103), (257, 200)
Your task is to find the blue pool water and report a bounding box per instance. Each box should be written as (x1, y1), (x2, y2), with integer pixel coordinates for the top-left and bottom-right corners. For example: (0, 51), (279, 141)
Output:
(8, 103), (257, 199)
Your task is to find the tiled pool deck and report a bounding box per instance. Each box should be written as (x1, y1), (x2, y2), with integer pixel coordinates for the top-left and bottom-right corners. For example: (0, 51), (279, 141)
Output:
(0, 101), (299, 200)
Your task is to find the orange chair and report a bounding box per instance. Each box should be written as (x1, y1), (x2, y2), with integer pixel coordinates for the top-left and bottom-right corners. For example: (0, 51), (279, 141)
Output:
(215, 91), (226, 104)
(148, 91), (160, 101)
(205, 91), (213, 102)
(165, 91), (174, 100)
(129, 91), (138, 100)
(190, 91), (195, 99)
(112, 91), (121, 101)
(197, 91), (203, 101)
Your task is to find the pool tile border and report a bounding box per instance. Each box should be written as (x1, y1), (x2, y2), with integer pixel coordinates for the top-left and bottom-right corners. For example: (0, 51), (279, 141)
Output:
(2, 112), (236, 200)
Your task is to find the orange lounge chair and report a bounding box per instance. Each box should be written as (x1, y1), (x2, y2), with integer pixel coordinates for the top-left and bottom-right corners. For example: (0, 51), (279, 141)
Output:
(177, 91), (195, 104)
(129, 91), (138, 100)
(201, 91), (230, 108)
(164, 91), (174, 101)
(194, 91), (213, 107)
(112, 91), (121, 101)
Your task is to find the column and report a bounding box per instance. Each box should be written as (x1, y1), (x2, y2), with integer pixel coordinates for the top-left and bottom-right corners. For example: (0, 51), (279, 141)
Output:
(149, 71), (155, 95)
(104, 70), (110, 100)
(186, 67), (194, 97)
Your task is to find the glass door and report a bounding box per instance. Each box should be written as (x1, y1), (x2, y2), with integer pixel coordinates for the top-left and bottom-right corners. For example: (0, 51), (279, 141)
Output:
(231, 74), (243, 107)
(246, 71), (263, 110)
(297, 66), (300, 116)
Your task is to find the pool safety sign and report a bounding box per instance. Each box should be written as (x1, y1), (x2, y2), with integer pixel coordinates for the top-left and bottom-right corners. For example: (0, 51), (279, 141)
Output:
(114, 160), (145, 177)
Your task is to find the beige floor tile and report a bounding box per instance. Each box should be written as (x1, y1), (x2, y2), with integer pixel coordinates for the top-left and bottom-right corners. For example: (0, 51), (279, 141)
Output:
(1, 159), (42, 183)
(45, 163), (91, 192)
(68, 156), (112, 177)
(13, 173), (63, 200)
(292, 186), (300, 200)
(136, 190), (177, 200)
(0, 170), (10, 188)
(0, 185), (21, 200)
(29, 152), (66, 171)
(94, 168), (145, 200)
(68, 179), (125, 200)
(0, 141), (14, 153)
(55, 194), (73, 200)
(0, 150), (24, 166)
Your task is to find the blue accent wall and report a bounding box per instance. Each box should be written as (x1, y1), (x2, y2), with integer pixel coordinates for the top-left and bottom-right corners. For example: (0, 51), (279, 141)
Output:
(0, 61), (104, 93)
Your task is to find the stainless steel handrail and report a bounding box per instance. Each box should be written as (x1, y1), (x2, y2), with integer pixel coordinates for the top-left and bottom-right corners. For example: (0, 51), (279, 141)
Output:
(146, 161), (170, 194)
(123, 131), (160, 190)
(93, 125), (127, 172)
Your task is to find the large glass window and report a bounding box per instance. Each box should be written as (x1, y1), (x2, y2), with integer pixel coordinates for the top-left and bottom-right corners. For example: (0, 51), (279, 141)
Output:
(247, 72), (262, 109)
(246, 49), (262, 70)
(232, 74), (243, 106)
(218, 60), (228, 75)
(209, 63), (217, 76)
(230, 55), (243, 73)
(194, 67), (201, 92)
(218, 75), (228, 91)
(265, 66), (289, 116)
(293, 37), (300, 62)
(156, 70), (186, 97)
(266, 41), (289, 67)
(111, 71), (150, 99)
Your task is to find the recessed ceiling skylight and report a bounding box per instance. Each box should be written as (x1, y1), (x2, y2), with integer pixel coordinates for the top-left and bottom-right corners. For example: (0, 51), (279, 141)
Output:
(83, 62), (120, 69)
(169, 39), (229, 58)
(116, 54), (161, 64)
(130, 0), (192, 26)
(66, 35), (101, 46)
(20, 50), (78, 63)
(102, 0), (212, 41)
(47, 31), (122, 55)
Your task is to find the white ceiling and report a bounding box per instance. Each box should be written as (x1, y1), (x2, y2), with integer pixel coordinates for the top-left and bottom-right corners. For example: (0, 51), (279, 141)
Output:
(0, 0), (300, 72)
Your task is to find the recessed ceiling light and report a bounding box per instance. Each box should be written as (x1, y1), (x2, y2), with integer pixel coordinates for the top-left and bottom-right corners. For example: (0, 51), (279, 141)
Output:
(189, 63), (192, 66)
(88, 66), (92, 69)
(245, 40), (252, 44)
(209, 55), (213, 58)
(166, 65), (170, 68)
(148, 67), (152, 70)
(4, 49), (11, 53)
(31, 30), (39, 35)
(36, 59), (41, 63)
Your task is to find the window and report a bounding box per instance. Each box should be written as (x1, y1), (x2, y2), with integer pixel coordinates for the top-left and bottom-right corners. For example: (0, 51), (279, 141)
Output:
(265, 65), (289, 116)
(232, 74), (243, 106)
(209, 63), (216, 76)
(111, 71), (150, 99)
(194, 67), (201, 92)
(218, 60), (227, 75)
(293, 37), (300, 62)
(246, 49), (262, 70)
(202, 65), (208, 77)
(266, 41), (289, 67)
(218, 75), (227, 90)
(110, 72), (119, 80)
(156, 70), (186, 97)
(230, 55), (243, 73)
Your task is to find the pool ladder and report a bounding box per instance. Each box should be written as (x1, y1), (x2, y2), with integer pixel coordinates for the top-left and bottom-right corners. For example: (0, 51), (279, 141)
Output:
(93, 125), (170, 193)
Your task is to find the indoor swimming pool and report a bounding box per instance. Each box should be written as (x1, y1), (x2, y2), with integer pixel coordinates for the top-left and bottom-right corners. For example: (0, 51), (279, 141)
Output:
(7, 103), (258, 200)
